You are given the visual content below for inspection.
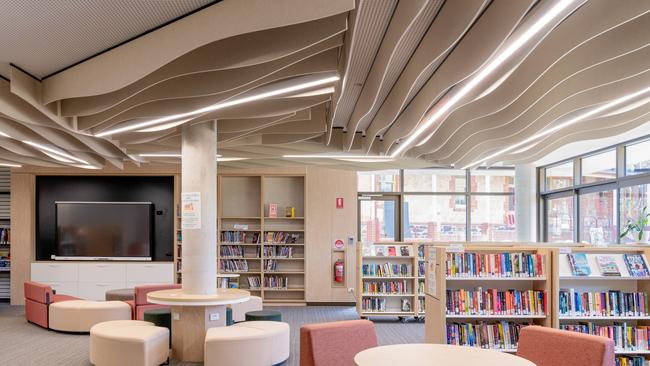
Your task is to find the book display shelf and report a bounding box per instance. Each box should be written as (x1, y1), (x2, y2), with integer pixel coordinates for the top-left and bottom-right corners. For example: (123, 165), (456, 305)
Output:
(425, 245), (552, 354)
(357, 242), (424, 320)
(553, 247), (650, 366)
(0, 168), (10, 300)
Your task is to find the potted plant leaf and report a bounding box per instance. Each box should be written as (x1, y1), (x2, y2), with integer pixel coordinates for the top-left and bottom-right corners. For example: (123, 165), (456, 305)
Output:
(620, 206), (650, 244)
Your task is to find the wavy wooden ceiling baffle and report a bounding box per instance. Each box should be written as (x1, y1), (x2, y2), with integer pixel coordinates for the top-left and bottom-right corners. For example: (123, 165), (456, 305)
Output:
(1, 0), (649, 170)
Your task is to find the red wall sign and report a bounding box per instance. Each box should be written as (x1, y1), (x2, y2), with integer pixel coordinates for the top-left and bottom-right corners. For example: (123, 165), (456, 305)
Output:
(336, 197), (344, 209)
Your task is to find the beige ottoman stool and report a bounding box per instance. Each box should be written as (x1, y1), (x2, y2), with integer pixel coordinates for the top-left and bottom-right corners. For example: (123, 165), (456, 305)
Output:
(49, 300), (131, 332)
(229, 295), (263, 322)
(235, 321), (290, 364)
(204, 326), (273, 366)
(90, 320), (169, 366)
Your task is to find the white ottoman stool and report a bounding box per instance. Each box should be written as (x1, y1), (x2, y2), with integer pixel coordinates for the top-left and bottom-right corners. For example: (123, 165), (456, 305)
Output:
(204, 326), (273, 366)
(229, 295), (263, 322)
(49, 300), (131, 332)
(235, 321), (290, 364)
(90, 320), (169, 366)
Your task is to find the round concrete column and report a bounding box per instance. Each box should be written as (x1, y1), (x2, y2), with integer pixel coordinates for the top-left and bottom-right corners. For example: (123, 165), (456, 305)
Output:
(181, 120), (217, 295)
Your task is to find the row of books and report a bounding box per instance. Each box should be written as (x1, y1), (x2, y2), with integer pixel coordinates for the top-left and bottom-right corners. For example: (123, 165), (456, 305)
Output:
(217, 277), (238, 289)
(362, 263), (412, 277)
(221, 231), (260, 244)
(265, 232), (301, 244)
(0, 228), (9, 245)
(559, 290), (649, 317)
(567, 253), (650, 277)
(220, 245), (260, 258)
(363, 280), (410, 295)
(446, 288), (547, 316)
(263, 246), (295, 258)
(447, 321), (525, 350)
(264, 259), (279, 271)
(264, 276), (289, 289)
(220, 259), (250, 272)
(418, 298), (425, 312)
(362, 245), (412, 257)
(616, 355), (645, 366)
(360, 298), (412, 312)
(446, 252), (545, 278)
(246, 276), (261, 289)
(418, 262), (425, 277)
(560, 323), (650, 351)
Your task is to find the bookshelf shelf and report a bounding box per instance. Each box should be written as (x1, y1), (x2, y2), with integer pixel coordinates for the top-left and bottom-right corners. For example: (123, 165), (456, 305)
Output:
(558, 316), (650, 320)
(446, 276), (547, 281)
(264, 243), (304, 246)
(445, 314), (547, 319)
(363, 256), (414, 259)
(559, 276), (650, 281)
(362, 276), (416, 280)
(363, 293), (415, 297)
(264, 217), (304, 220)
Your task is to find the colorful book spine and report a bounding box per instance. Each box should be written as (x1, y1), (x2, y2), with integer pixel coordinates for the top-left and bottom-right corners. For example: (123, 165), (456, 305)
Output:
(263, 275), (289, 289)
(446, 252), (545, 278)
(219, 259), (250, 272)
(446, 321), (527, 350)
(560, 323), (650, 352)
(446, 288), (547, 316)
(616, 355), (645, 366)
(221, 231), (260, 244)
(362, 298), (386, 312)
(264, 231), (300, 244)
(559, 290), (649, 317)
(0, 228), (10, 245)
(362, 263), (412, 277)
(363, 280), (410, 295)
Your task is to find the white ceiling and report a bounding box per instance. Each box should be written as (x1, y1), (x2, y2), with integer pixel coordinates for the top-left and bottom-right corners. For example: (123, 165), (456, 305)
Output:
(0, 0), (214, 79)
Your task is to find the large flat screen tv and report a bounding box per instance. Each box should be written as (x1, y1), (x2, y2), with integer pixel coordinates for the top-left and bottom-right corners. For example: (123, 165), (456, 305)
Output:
(55, 202), (153, 260)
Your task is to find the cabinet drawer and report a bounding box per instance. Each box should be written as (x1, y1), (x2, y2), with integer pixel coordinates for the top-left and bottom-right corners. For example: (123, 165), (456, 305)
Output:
(31, 263), (78, 282)
(126, 263), (173, 284)
(43, 282), (78, 298)
(78, 263), (126, 283)
(78, 282), (126, 301)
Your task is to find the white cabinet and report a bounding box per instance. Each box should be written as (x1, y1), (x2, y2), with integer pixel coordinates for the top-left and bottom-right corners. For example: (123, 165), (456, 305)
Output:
(31, 262), (174, 300)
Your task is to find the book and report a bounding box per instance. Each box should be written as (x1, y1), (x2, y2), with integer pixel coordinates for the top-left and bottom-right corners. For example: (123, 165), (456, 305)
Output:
(568, 253), (591, 276)
(374, 246), (386, 257)
(447, 321), (526, 350)
(446, 288), (547, 316)
(387, 246), (396, 256)
(559, 290), (648, 317)
(268, 203), (278, 218)
(446, 252), (545, 278)
(596, 255), (621, 276)
(400, 246), (410, 256)
(624, 254), (650, 277)
(401, 298), (411, 312)
(561, 322), (650, 352)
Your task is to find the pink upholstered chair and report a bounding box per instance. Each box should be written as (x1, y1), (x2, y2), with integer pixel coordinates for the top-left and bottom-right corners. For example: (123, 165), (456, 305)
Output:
(24, 281), (79, 328)
(517, 325), (615, 366)
(300, 319), (377, 366)
(126, 283), (181, 320)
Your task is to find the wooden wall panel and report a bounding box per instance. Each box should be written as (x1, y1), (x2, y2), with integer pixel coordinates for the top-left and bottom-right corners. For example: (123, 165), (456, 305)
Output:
(10, 173), (35, 305)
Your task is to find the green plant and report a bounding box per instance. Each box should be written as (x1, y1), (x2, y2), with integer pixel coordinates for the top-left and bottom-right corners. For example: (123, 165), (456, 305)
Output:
(620, 206), (650, 242)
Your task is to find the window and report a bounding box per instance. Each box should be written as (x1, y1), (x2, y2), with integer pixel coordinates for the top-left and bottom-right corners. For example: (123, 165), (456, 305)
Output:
(626, 139), (650, 176)
(581, 150), (616, 184)
(403, 195), (466, 242)
(359, 199), (397, 242)
(545, 162), (573, 191)
(404, 169), (465, 192)
(546, 196), (574, 243)
(357, 170), (400, 192)
(579, 189), (616, 245)
(471, 195), (516, 242)
(620, 184), (650, 243)
(471, 169), (515, 193)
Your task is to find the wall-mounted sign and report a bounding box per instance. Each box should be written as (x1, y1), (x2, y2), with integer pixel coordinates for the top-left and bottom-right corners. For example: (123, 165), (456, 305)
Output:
(336, 197), (344, 209)
(334, 239), (345, 250)
(181, 192), (201, 230)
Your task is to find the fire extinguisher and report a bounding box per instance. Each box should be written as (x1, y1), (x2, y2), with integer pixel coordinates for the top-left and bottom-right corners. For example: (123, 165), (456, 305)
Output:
(334, 260), (344, 283)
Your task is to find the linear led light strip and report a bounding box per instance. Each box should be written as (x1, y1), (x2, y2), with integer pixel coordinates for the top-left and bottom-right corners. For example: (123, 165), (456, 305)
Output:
(388, 0), (576, 158)
(283, 154), (394, 162)
(138, 153), (247, 162)
(95, 75), (340, 137)
(23, 140), (89, 165)
(462, 85), (650, 169)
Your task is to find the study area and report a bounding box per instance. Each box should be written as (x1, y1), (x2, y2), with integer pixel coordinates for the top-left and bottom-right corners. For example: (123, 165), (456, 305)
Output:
(0, 0), (648, 365)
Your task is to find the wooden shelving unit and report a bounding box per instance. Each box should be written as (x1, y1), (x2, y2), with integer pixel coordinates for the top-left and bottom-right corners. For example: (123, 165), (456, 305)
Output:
(552, 247), (650, 363)
(0, 167), (10, 300)
(425, 245), (552, 353)
(357, 242), (423, 319)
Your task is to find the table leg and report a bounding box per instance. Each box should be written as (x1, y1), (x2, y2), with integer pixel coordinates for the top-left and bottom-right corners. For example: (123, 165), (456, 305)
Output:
(171, 305), (227, 362)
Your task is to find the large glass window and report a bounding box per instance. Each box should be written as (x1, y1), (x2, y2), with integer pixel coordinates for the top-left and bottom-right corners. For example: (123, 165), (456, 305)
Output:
(359, 199), (398, 242)
(581, 150), (616, 184)
(471, 195), (516, 242)
(545, 162), (574, 191)
(620, 184), (650, 243)
(626, 139), (650, 176)
(579, 189), (616, 245)
(403, 195), (466, 242)
(404, 169), (465, 192)
(546, 196), (574, 243)
(358, 170), (400, 192)
(471, 169), (515, 193)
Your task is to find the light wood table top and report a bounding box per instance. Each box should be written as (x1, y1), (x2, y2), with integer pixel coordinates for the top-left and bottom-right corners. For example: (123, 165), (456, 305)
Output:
(354, 344), (536, 366)
(147, 288), (250, 306)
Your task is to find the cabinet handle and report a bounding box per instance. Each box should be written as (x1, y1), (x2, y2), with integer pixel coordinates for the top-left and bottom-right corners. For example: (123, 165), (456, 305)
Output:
(96, 265), (108, 268)
(96, 284), (109, 287)
(48, 265), (61, 268)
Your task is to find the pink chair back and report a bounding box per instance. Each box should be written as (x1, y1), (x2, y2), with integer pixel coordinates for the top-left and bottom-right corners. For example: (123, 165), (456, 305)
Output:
(24, 281), (53, 304)
(134, 283), (181, 305)
(517, 325), (615, 366)
(300, 320), (377, 366)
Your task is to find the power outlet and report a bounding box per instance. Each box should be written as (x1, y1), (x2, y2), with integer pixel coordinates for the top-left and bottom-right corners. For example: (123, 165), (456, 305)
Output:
(172, 312), (180, 321)
(209, 313), (220, 321)
(347, 287), (354, 293)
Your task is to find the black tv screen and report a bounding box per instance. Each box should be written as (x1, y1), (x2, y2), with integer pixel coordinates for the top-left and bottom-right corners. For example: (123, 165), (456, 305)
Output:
(55, 202), (153, 258)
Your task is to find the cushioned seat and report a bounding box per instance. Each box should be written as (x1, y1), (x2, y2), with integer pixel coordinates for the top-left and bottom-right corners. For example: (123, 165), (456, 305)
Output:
(49, 300), (131, 332)
(24, 281), (80, 329)
(230, 295), (263, 322)
(90, 320), (169, 366)
(245, 309), (282, 322)
(204, 326), (274, 366)
(235, 321), (290, 365)
(300, 319), (377, 366)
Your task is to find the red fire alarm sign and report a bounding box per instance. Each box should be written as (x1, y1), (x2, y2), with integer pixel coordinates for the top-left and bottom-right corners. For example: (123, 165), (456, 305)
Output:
(336, 197), (344, 209)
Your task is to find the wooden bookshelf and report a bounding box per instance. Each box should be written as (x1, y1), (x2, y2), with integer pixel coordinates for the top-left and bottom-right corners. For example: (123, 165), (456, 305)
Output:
(424, 245), (552, 353)
(552, 246), (650, 362)
(357, 242), (423, 320)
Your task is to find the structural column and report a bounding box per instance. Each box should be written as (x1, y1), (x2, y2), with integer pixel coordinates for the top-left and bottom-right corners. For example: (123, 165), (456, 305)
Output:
(181, 120), (217, 295)
(515, 164), (537, 242)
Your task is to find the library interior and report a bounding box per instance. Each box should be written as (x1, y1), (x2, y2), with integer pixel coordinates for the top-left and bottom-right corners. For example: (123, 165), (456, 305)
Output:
(1, 0), (649, 365)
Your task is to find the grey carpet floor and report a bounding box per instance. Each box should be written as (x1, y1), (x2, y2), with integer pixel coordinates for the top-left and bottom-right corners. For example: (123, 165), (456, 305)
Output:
(0, 304), (423, 366)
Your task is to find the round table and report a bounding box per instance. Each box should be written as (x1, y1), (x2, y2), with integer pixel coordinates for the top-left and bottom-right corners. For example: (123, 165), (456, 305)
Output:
(147, 288), (249, 362)
(354, 344), (535, 366)
(104, 288), (135, 301)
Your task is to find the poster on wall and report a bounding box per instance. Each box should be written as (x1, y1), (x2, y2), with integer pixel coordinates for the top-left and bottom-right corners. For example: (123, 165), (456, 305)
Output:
(181, 192), (201, 230)
(426, 247), (438, 298)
